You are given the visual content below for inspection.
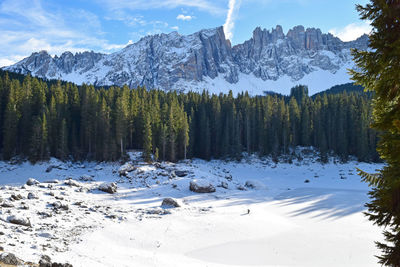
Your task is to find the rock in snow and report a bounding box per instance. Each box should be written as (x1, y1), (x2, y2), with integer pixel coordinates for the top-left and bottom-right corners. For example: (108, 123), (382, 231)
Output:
(8, 215), (31, 227)
(161, 198), (180, 208)
(174, 170), (188, 177)
(10, 194), (23, 201)
(52, 201), (69, 211)
(64, 179), (81, 187)
(220, 181), (229, 189)
(1, 201), (14, 208)
(245, 180), (264, 189)
(98, 182), (118, 194)
(39, 255), (52, 267)
(118, 163), (136, 176)
(189, 179), (216, 193)
(27, 192), (39, 199)
(26, 178), (40, 186)
(39, 255), (73, 267)
(0, 252), (23, 265)
(79, 175), (94, 182)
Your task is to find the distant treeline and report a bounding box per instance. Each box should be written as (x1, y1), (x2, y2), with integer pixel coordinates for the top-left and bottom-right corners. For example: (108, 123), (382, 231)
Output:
(0, 70), (379, 162)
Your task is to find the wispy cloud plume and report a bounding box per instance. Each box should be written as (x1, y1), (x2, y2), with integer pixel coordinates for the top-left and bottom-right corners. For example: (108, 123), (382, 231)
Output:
(176, 14), (193, 21)
(223, 0), (241, 40)
(0, 0), (130, 67)
(329, 22), (371, 42)
(98, 0), (225, 16)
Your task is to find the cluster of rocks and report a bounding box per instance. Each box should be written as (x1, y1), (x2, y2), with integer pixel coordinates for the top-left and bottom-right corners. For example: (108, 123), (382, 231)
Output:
(0, 176), (128, 265)
(0, 252), (73, 266)
(117, 160), (194, 188)
(98, 182), (117, 194)
(38, 254), (73, 267)
(189, 179), (216, 193)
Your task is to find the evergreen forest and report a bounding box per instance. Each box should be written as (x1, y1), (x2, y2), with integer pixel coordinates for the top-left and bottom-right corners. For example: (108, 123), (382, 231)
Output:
(0, 70), (379, 163)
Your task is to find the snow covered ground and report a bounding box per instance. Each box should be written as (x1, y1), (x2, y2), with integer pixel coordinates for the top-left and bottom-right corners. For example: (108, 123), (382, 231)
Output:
(174, 64), (353, 96)
(0, 151), (384, 266)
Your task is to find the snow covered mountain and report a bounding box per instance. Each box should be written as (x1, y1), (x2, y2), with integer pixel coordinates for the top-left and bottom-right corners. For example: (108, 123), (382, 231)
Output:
(3, 25), (369, 95)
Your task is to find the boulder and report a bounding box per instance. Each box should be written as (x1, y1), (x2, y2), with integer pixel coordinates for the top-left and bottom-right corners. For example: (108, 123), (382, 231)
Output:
(220, 181), (229, 189)
(39, 255), (73, 267)
(45, 166), (53, 173)
(8, 215), (31, 227)
(98, 182), (117, 194)
(146, 208), (171, 215)
(244, 180), (264, 189)
(175, 170), (188, 177)
(79, 175), (94, 182)
(52, 201), (69, 210)
(26, 178), (40, 186)
(20, 204), (29, 210)
(43, 179), (59, 184)
(39, 255), (52, 267)
(1, 201), (15, 208)
(161, 198), (180, 208)
(10, 194), (23, 201)
(64, 179), (80, 187)
(51, 263), (73, 267)
(0, 252), (23, 265)
(237, 185), (246, 191)
(118, 163), (136, 176)
(28, 192), (39, 200)
(189, 179), (216, 193)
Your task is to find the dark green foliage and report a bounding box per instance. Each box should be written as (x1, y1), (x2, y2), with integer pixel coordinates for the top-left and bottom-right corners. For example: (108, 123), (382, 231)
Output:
(351, 1), (400, 265)
(0, 70), (378, 163)
(142, 112), (152, 162)
(312, 82), (367, 97)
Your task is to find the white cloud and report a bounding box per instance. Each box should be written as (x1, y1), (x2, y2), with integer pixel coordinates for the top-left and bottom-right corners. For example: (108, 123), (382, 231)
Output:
(176, 14), (193, 21)
(329, 22), (372, 42)
(223, 0), (242, 40)
(103, 40), (134, 51)
(0, 0), (130, 67)
(97, 0), (225, 16)
(0, 55), (25, 68)
(171, 26), (179, 31)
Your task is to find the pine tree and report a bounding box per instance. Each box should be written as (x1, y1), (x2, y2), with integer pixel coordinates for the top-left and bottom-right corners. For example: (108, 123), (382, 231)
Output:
(160, 123), (167, 161)
(181, 111), (189, 160)
(167, 106), (176, 162)
(289, 97), (300, 147)
(0, 70), (381, 164)
(29, 114), (48, 162)
(57, 119), (68, 160)
(142, 112), (152, 162)
(350, 1), (400, 265)
(3, 81), (20, 159)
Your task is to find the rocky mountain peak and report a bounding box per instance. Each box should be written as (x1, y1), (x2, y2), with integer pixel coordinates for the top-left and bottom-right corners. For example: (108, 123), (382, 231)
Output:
(4, 25), (369, 94)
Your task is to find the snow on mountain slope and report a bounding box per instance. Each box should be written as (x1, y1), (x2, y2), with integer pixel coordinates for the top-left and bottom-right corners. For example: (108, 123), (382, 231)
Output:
(177, 62), (353, 96)
(3, 26), (368, 95)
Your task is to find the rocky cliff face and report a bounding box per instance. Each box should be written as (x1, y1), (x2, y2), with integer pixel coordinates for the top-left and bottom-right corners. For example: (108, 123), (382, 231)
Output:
(3, 25), (369, 94)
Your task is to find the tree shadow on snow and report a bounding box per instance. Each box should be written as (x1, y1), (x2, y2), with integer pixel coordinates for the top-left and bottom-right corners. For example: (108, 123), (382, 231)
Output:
(274, 187), (369, 220)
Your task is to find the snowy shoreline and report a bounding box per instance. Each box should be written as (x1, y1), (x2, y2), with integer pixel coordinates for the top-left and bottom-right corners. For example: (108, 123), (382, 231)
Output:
(0, 152), (384, 266)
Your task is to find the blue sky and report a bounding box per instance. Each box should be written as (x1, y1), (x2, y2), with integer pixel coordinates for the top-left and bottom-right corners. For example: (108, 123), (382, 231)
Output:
(0, 0), (371, 67)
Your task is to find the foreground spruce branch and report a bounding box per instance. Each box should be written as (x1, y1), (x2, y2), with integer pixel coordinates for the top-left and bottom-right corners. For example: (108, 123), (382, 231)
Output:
(350, 0), (400, 265)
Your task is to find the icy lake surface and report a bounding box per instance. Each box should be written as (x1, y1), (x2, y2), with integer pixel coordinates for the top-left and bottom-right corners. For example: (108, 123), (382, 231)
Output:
(0, 151), (383, 266)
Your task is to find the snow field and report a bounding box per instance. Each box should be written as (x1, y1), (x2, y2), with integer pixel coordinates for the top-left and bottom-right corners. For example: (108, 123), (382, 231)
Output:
(0, 152), (384, 266)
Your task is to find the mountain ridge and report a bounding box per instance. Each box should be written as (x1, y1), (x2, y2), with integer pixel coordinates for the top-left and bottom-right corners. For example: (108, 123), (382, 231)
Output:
(3, 25), (368, 95)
